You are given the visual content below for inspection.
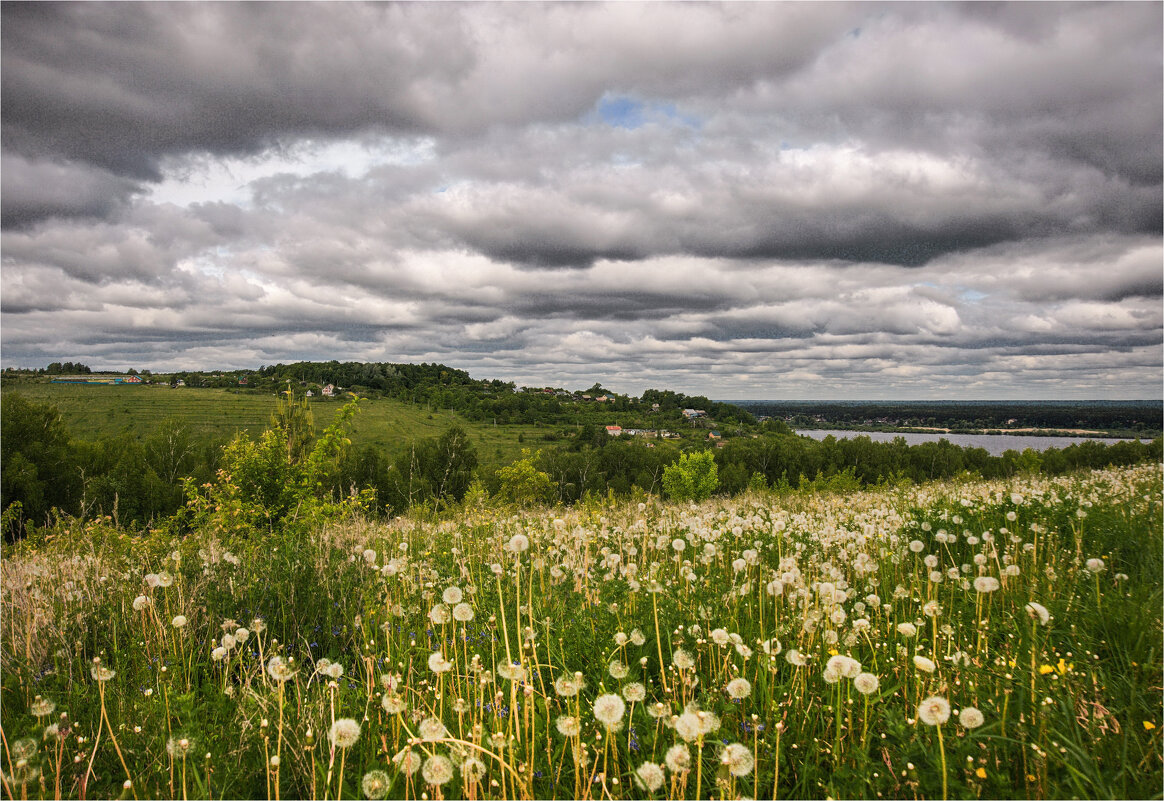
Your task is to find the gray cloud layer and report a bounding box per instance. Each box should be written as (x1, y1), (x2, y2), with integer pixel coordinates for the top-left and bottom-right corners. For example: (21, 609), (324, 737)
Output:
(2, 2), (1160, 398)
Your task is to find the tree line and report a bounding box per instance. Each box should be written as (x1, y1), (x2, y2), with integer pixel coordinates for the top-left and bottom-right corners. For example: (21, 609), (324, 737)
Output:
(3, 390), (1160, 540)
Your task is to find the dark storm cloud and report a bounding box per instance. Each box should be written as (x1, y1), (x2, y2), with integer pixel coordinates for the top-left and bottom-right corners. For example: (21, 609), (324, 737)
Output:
(1, 2), (1160, 398)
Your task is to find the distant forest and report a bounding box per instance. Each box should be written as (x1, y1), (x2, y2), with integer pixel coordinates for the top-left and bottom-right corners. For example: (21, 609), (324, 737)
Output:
(735, 400), (1162, 438)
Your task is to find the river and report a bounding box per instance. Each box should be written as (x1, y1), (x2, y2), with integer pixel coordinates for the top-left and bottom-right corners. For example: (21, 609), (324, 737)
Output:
(794, 429), (1143, 457)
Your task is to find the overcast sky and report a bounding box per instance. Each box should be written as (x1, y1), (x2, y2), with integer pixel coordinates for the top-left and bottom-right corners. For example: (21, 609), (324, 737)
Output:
(2, 2), (1161, 399)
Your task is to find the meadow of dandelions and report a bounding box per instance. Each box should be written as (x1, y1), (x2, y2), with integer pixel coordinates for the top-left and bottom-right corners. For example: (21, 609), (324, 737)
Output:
(2, 463), (1161, 799)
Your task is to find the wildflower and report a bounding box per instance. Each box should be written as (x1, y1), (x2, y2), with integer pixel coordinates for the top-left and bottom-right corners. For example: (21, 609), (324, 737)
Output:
(594, 693), (626, 729)
(1025, 601), (1051, 625)
(672, 648), (695, 670)
(172, 615), (187, 628)
(422, 754), (454, 786)
(725, 677), (752, 700)
(234, 627), (250, 643)
(665, 743), (691, 773)
(913, 655), (937, 674)
(897, 622), (917, 638)
(325, 662), (344, 680)
(90, 659), (115, 682)
(854, 672), (879, 695)
(329, 718), (361, 749)
(720, 742), (754, 777)
(646, 702), (669, 719)
(43, 724), (60, 741)
(909, 540), (925, 553)
(428, 604), (450, 625)
(822, 665), (841, 684)
(211, 646), (228, 661)
(361, 769), (390, 800)
(418, 717), (448, 741)
(428, 651), (453, 674)
(635, 761), (666, 792)
(630, 628), (647, 646)
(958, 707), (985, 729)
(461, 757), (487, 782)
(156, 572), (174, 588)
(608, 660), (629, 679)
(923, 600), (941, 617)
(555, 715), (581, 737)
(918, 696), (951, 726)
(220, 633), (236, 651)
(1144, 721), (1156, 731)
(762, 638), (782, 656)
(452, 602), (475, 622)
(1085, 558), (1106, 574)
(507, 534), (530, 553)
(974, 576), (1000, 593)
(622, 682), (647, 703)
(671, 538), (687, 553)
(785, 649), (807, 667)
(133, 595), (151, 611)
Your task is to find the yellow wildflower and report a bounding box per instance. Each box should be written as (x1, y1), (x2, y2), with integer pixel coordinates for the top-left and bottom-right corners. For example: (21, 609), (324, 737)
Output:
(1038, 664), (1054, 675)
(976, 767), (987, 779)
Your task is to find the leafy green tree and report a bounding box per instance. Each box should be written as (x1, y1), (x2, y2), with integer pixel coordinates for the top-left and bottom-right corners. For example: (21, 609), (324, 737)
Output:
(1, 393), (81, 535)
(272, 386), (315, 463)
(662, 450), (718, 502)
(495, 449), (554, 507)
(175, 395), (366, 538)
(385, 426), (478, 513)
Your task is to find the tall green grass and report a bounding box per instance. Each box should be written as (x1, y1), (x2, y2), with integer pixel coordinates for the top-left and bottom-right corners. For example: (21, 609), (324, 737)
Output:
(2, 464), (1160, 799)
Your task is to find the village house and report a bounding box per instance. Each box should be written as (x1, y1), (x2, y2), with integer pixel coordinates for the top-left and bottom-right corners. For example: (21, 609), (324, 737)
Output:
(605, 425), (622, 436)
(322, 384), (335, 397)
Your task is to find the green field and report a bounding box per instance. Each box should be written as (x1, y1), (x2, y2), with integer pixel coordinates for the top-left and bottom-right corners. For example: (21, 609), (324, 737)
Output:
(3, 383), (564, 468)
(1, 463), (1160, 799)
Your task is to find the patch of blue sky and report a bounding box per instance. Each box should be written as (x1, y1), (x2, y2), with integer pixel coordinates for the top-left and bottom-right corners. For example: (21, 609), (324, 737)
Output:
(589, 94), (702, 131)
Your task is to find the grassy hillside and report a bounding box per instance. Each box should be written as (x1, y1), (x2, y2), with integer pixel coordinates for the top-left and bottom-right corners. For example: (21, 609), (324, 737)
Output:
(5, 383), (565, 468)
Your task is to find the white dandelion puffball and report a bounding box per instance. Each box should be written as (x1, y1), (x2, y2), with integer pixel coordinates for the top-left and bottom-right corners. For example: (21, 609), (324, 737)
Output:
(266, 656), (296, 682)
(381, 693), (407, 714)
(897, 622), (917, 637)
(234, 627), (250, 643)
(428, 604), (450, 625)
(665, 744), (691, 773)
(211, 646), (228, 662)
(362, 770), (390, 800)
(362, 548), (377, 565)
(452, 602), (475, 622)
(973, 576), (1000, 593)
(1085, 558), (1106, 574)
(428, 651), (453, 674)
(672, 648), (695, 670)
(622, 682), (647, 702)
(171, 615), (187, 629)
(555, 715), (581, 737)
(710, 628), (730, 646)
(328, 718), (361, 749)
(133, 595), (150, 611)
(608, 660), (629, 679)
(1025, 601), (1051, 625)
(418, 717), (448, 741)
(854, 672), (880, 696)
(671, 537), (687, 553)
(674, 711), (702, 742)
(594, 693), (626, 728)
(393, 749), (422, 776)
(720, 742), (755, 777)
(918, 696), (951, 726)
(725, 677), (752, 699)
(959, 706), (985, 729)
(461, 757), (487, 783)
(913, 655), (937, 674)
(909, 540), (925, 553)
(554, 674), (583, 697)
(442, 586), (463, 605)
(635, 761), (666, 792)
(507, 533), (530, 553)
(421, 754), (454, 786)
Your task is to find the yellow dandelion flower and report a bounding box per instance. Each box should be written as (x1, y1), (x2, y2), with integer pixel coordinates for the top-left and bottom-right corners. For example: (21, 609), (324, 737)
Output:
(1144, 721), (1157, 731)
(1038, 664), (1054, 675)
(976, 767), (987, 779)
